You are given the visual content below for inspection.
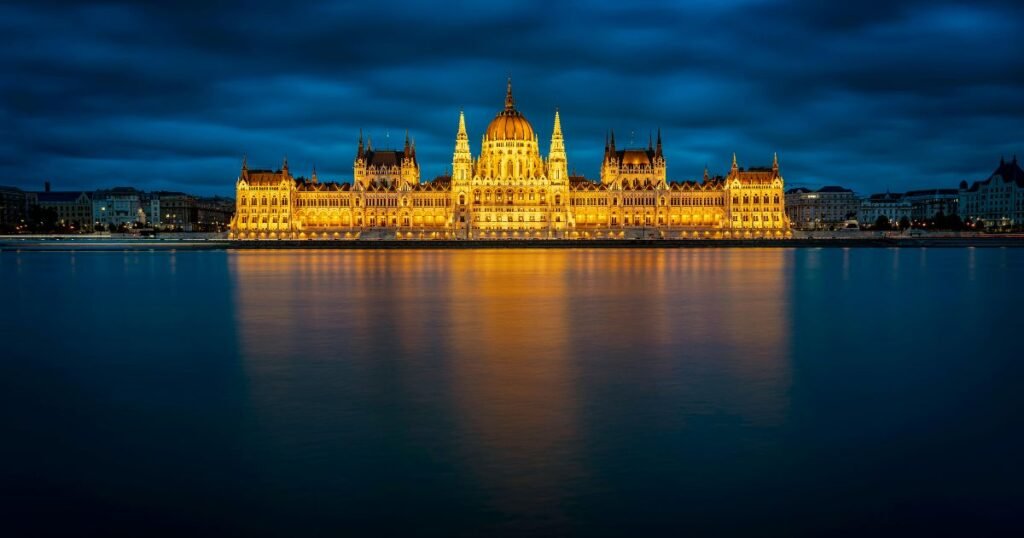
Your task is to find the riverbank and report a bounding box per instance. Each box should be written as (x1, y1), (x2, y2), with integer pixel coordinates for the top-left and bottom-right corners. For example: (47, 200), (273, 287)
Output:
(4, 236), (1024, 251)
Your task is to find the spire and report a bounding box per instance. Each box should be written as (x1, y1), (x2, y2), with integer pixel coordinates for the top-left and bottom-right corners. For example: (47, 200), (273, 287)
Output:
(241, 154), (247, 172)
(609, 129), (616, 155)
(404, 129), (411, 158)
(703, 164), (709, 182)
(282, 155), (289, 172)
(656, 128), (663, 158)
(311, 163), (318, 183)
(367, 136), (373, 151)
(549, 108), (567, 181)
(411, 137), (417, 160)
(504, 76), (515, 111)
(452, 109), (472, 181)
(357, 129), (364, 159)
(772, 151), (779, 172)
(731, 152), (738, 170)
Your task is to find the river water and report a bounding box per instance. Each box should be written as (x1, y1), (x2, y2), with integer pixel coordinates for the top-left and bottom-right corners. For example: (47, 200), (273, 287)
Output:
(2, 248), (1021, 535)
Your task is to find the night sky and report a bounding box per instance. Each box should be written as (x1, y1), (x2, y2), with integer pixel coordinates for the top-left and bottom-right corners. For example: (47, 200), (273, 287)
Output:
(2, 0), (1022, 196)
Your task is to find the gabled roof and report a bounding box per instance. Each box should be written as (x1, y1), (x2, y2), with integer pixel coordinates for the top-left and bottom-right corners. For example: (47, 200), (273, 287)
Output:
(867, 192), (905, 201)
(962, 157), (1024, 192)
(363, 150), (415, 169)
(817, 186), (853, 193)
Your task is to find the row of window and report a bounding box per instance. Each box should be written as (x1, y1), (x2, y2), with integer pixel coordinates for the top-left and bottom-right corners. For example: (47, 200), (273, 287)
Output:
(731, 215), (783, 222)
(732, 195), (781, 204)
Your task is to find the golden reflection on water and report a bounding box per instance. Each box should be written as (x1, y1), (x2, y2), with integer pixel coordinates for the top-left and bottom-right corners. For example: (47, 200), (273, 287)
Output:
(230, 248), (793, 515)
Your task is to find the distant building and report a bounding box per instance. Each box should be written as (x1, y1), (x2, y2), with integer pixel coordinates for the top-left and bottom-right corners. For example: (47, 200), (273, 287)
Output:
(785, 186), (858, 230)
(0, 186), (32, 229)
(860, 192), (911, 226)
(35, 190), (93, 230)
(904, 189), (959, 221)
(158, 193), (234, 231)
(92, 187), (160, 228)
(959, 156), (1024, 229)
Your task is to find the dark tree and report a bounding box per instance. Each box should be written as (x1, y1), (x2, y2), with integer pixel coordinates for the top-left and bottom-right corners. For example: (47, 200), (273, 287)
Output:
(874, 215), (890, 230)
(899, 216), (911, 230)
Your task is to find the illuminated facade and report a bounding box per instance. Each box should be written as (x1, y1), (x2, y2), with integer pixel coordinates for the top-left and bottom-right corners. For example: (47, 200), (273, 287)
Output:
(230, 80), (790, 239)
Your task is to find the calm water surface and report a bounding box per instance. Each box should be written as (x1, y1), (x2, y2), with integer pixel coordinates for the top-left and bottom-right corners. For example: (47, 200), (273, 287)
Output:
(2, 248), (1022, 536)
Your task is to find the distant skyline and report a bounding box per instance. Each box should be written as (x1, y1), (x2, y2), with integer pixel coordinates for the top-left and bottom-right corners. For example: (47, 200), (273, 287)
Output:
(2, 0), (1022, 196)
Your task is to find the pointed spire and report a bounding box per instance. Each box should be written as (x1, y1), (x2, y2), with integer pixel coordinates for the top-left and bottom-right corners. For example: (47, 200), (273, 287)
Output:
(772, 151), (779, 172)
(241, 154), (247, 172)
(732, 152), (738, 170)
(282, 155), (289, 172)
(367, 136), (373, 151)
(656, 128), (663, 157)
(553, 108), (562, 135)
(704, 164), (709, 182)
(458, 108), (467, 135)
(609, 129), (616, 155)
(311, 163), (318, 183)
(404, 129), (411, 158)
(357, 129), (364, 159)
(504, 76), (515, 111)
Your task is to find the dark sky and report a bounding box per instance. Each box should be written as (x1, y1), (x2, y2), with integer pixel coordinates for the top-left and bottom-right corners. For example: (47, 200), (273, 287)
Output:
(2, 0), (1022, 196)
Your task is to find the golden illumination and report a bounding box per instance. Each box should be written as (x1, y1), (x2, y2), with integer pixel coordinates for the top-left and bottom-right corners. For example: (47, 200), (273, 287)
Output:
(229, 81), (791, 240)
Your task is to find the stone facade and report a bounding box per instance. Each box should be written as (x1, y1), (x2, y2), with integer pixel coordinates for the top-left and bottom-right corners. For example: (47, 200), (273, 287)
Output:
(231, 81), (791, 240)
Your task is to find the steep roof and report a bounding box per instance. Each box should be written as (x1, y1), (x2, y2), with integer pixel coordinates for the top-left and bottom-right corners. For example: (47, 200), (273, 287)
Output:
(963, 157), (1024, 192)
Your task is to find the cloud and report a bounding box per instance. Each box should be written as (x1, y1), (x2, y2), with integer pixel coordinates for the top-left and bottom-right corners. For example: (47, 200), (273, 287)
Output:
(1, 0), (1021, 195)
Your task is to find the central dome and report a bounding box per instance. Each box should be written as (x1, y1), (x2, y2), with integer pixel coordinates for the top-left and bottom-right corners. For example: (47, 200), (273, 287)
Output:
(485, 79), (534, 141)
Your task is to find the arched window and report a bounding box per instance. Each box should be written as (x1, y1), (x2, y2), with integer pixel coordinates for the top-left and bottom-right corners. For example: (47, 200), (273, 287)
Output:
(555, 194), (562, 205)
(506, 160), (514, 178)
(459, 194), (466, 205)
(240, 197), (247, 206)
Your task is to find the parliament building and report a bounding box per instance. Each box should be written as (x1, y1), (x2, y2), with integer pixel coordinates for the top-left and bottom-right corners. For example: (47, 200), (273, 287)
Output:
(230, 80), (790, 239)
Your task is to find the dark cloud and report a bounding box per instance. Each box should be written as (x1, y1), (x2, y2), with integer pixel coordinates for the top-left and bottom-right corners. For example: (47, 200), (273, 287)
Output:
(1, 0), (1021, 195)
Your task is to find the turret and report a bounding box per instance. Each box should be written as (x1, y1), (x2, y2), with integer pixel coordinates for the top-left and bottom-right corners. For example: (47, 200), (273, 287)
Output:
(548, 108), (568, 182)
(772, 152), (779, 174)
(311, 164), (318, 184)
(452, 109), (473, 183)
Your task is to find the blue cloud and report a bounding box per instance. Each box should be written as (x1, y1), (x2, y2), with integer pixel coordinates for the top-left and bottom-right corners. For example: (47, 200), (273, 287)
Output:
(1, 0), (1021, 195)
